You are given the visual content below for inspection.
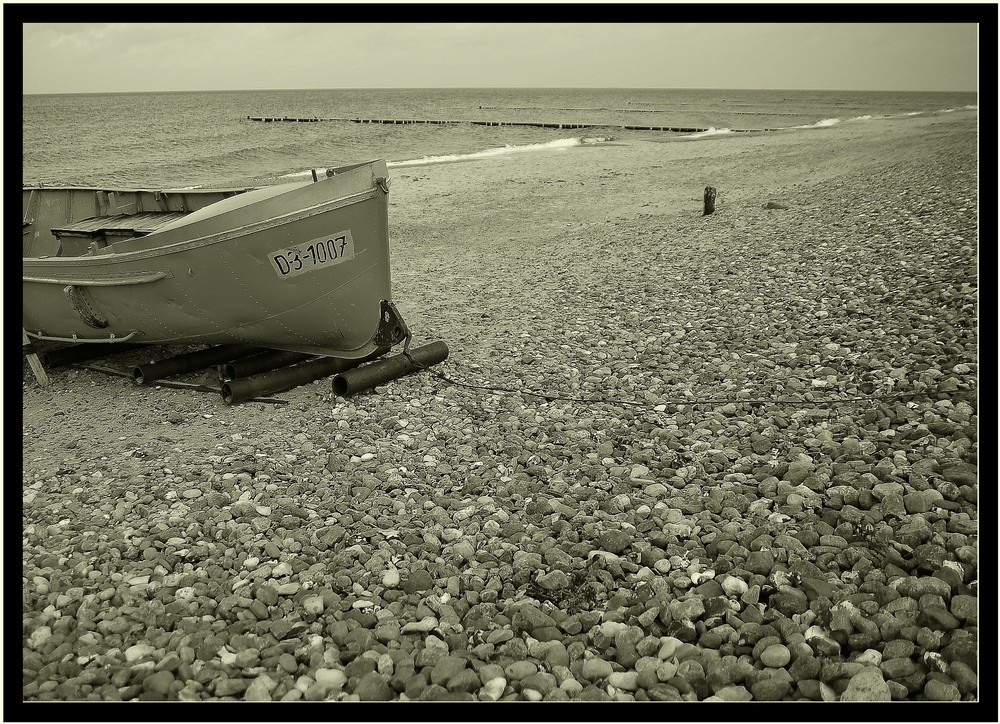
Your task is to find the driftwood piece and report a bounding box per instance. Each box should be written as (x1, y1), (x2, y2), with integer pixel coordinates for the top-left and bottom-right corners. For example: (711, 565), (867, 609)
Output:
(23, 329), (49, 386)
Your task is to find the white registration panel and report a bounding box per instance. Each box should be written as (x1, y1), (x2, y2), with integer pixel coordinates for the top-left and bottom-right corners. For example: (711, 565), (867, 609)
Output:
(270, 230), (355, 278)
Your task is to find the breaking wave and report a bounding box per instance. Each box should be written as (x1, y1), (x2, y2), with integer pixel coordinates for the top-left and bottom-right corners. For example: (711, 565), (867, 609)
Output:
(387, 137), (601, 167)
(677, 127), (734, 139)
(788, 117), (843, 129)
(278, 137), (610, 179)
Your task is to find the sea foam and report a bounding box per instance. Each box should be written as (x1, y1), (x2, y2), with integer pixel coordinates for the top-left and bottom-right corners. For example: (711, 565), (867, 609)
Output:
(387, 137), (585, 167)
(278, 136), (605, 180)
(790, 118), (842, 129)
(678, 127), (734, 139)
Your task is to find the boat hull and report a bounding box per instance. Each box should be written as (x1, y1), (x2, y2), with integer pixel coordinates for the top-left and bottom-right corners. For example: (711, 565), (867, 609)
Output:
(23, 161), (407, 358)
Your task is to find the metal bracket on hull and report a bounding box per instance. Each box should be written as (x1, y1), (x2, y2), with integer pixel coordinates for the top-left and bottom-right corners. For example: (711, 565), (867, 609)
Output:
(373, 300), (410, 351)
(63, 285), (108, 329)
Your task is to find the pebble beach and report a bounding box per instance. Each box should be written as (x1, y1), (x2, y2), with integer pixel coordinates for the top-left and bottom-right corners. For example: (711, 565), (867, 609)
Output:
(21, 111), (979, 705)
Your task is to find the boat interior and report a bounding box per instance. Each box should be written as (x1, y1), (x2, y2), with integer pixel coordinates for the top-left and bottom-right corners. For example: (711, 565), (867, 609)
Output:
(23, 161), (385, 259)
(22, 187), (252, 258)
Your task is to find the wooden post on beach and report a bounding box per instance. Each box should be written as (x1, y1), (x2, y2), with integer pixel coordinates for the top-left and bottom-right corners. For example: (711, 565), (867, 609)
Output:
(703, 187), (717, 216)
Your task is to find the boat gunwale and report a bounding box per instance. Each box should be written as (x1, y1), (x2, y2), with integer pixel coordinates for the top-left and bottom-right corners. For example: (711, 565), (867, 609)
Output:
(23, 184), (383, 269)
(22, 185), (255, 194)
(22, 159), (387, 195)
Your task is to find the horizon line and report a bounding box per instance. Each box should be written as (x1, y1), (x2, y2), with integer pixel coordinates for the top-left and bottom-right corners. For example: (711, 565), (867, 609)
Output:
(23, 85), (980, 96)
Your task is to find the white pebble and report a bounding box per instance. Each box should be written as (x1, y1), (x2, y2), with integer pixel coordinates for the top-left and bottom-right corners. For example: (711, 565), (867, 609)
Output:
(175, 586), (196, 601)
(855, 649), (883, 666)
(303, 595), (325, 615)
(315, 668), (347, 688)
(400, 616), (438, 633)
(720, 574), (749, 597)
(480, 676), (506, 701)
(653, 559), (672, 574)
(27, 626), (52, 650)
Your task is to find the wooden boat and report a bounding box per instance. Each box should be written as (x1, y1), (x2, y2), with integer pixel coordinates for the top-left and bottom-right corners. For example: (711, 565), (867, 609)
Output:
(22, 160), (410, 359)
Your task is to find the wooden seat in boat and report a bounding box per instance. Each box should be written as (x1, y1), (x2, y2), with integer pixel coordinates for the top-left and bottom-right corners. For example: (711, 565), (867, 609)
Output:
(50, 212), (189, 239)
(50, 212), (189, 255)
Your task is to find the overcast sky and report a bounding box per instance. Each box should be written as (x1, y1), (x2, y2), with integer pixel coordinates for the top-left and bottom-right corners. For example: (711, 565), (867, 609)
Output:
(22, 22), (979, 94)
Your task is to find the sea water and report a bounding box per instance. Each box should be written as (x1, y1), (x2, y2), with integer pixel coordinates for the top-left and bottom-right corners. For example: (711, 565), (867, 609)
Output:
(22, 87), (978, 189)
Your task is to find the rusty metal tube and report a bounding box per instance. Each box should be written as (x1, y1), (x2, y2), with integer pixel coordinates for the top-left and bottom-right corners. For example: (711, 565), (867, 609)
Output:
(221, 350), (314, 380)
(134, 344), (260, 384)
(221, 348), (389, 405)
(332, 341), (449, 397)
(40, 343), (143, 368)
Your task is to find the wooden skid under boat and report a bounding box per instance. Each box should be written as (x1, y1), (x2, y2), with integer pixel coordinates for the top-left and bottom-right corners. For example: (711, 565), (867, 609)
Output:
(23, 160), (410, 358)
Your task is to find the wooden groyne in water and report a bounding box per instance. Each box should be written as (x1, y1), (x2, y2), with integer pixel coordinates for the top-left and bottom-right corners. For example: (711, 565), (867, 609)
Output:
(476, 105), (803, 117)
(245, 116), (777, 133)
